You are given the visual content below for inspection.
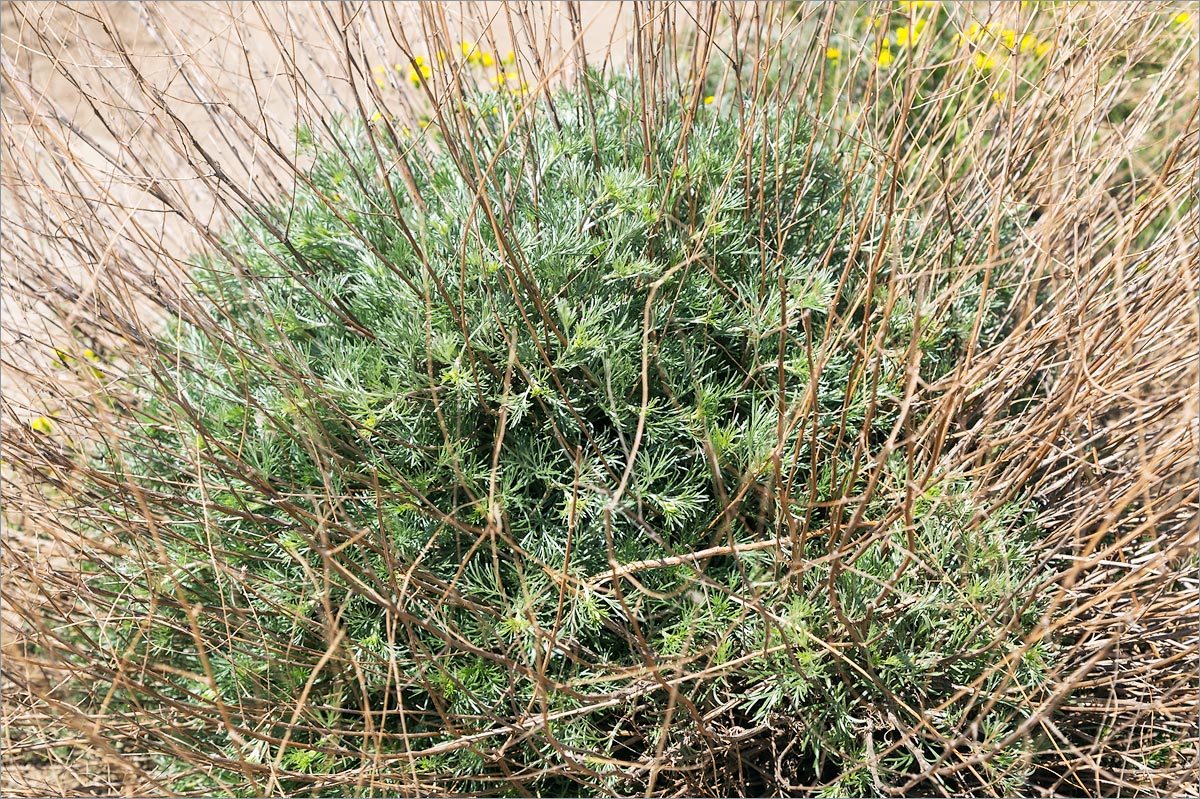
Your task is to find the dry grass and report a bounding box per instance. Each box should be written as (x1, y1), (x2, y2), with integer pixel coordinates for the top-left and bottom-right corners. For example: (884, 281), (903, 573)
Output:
(2, 2), (1197, 796)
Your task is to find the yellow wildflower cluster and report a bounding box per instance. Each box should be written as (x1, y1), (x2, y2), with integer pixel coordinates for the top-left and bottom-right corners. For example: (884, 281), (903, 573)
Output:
(407, 56), (432, 86)
(371, 45), (522, 93)
(895, 19), (927, 47)
(369, 111), (416, 135)
(875, 28), (918, 67)
(461, 41), (496, 67)
(489, 69), (529, 95)
(53, 346), (104, 378)
(876, 1), (935, 67)
(958, 23), (1053, 58)
(878, 39), (895, 68)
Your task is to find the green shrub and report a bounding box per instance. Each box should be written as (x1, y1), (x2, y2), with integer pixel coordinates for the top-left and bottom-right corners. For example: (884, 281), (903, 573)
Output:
(83, 72), (1047, 796)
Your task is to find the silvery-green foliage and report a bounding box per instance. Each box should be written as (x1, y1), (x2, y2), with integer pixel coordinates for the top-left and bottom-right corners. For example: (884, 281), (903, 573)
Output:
(89, 73), (1045, 796)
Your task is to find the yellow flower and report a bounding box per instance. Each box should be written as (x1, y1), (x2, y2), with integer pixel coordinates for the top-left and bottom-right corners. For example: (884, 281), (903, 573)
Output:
(478, 51), (495, 67)
(704, 94), (715, 105)
(1019, 34), (1039, 53)
(503, 50), (516, 65)
(461, 41), (481, 64)
(408, 63), (432, 85)
(826, 46), (842, 60)
(490, 71), (521, 89)
(878, 47), (895, 68)
(1001, 29), (1017, 49)
(896, 19), (927, 46)
(81, 349), (104, 377)
(1035, 41), (1052, 57)
(974, 52), (996, 70)
(897, 0), (935, 10)
(957, 23), (982, 44)
(54, 347), (102, 375)
(31, 416), (53, 435)
(991, 89), (1007, 102)
(1173, 11), (1192, 26)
